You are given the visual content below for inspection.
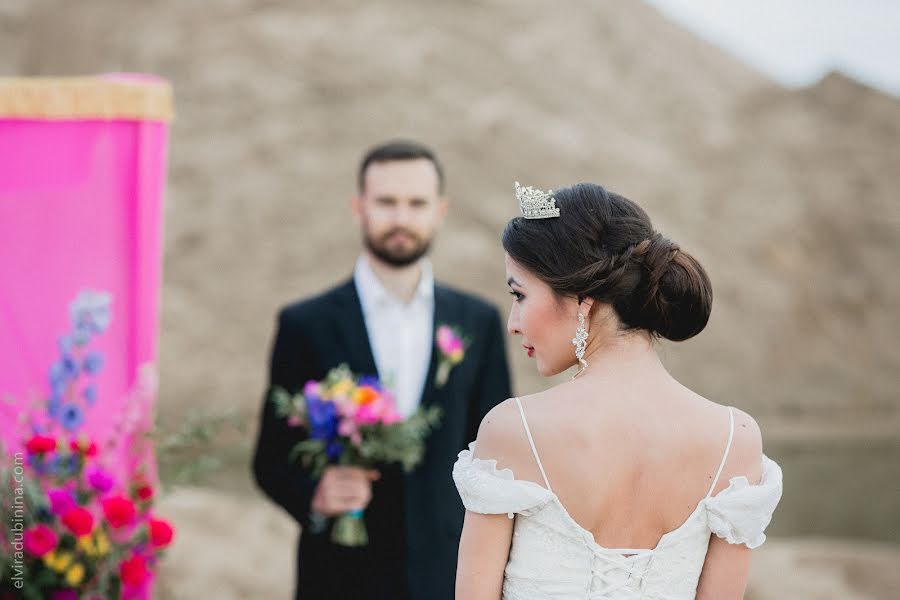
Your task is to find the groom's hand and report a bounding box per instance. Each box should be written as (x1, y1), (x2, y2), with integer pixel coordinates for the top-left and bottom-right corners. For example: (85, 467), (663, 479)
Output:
(310, 466), (381, 516)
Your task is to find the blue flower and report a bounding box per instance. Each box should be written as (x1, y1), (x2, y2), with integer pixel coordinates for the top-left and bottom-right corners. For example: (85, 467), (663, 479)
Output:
(82, 352), (104, 375)
(307, 397), (338, 441)
(58, 335), (73, 354)
(61, 354), (79, 380)
(358, 375), (382, 391)
(59, 402), (85, 431)
(47, 393), (62, 419)
(326, 440), (344, 461)
(83, 385), (97, 406)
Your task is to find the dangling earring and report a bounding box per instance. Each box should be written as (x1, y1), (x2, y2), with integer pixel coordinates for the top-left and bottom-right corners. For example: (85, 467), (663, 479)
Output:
(572, 312), (588, 379)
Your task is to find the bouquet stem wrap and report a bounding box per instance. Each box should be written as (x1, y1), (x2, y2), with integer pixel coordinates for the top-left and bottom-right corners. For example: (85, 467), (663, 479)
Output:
(332, 508), (368, 547)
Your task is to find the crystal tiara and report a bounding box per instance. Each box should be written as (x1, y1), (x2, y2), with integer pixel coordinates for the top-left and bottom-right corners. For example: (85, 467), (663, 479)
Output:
(515, 181), (560, 219)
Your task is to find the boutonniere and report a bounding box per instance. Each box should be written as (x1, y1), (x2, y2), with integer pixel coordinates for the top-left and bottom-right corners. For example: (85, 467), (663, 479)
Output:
(434, 324), (469, 388)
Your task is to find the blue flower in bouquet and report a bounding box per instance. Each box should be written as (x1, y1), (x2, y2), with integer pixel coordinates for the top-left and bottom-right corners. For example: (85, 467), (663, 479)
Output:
(326, 440), (344, 461)
(357, 375), (382, 391)
(83, 352), (104, 375)
(307, 397), (338, 441)
(59, 402), (85, 431)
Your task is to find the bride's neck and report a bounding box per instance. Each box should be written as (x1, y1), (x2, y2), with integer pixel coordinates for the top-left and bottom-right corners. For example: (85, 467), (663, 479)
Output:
(577, 330), (667, 381)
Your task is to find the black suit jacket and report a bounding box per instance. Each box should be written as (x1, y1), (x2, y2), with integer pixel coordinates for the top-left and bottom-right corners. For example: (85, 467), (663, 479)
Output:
(252, 278), (512, 600)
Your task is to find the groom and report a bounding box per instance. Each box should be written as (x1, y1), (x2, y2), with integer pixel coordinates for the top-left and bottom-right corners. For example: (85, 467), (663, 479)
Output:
(251, 140), (512, 600)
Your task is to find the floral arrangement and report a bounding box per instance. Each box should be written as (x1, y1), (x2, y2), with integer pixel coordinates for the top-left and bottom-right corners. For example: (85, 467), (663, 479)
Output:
(434, 324), (468, 388)
(0, 291), (174, 600)
(270, 364), (442, 546)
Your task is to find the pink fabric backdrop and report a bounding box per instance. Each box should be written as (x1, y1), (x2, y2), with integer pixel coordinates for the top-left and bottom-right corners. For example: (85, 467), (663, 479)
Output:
(0, 79), (170, 488)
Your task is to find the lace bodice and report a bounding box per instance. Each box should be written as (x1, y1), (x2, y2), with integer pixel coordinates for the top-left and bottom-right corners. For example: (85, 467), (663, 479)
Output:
(452, 401), (783, 599)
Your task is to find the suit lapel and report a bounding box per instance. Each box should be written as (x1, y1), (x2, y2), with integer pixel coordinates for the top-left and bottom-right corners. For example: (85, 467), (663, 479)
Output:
(420, 285), (457, 409)
(332, 278), (380, 379)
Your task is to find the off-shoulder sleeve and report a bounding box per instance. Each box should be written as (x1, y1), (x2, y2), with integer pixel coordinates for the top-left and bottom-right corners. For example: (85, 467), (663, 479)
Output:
(705, 455), (783, 549)
(452, 442), (554, 518)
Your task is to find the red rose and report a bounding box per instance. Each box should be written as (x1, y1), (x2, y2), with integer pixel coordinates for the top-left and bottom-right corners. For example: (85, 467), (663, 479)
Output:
(69, 437), (98, 457)
(23, 524), (58, 557)
(102, 496), (137, 529)
(119, 554), (150, 587)
(148, 518), (174, 548)
(135, 484), (153, 501)
(61, 506), (94, 537)
(25, 435), (57, 454)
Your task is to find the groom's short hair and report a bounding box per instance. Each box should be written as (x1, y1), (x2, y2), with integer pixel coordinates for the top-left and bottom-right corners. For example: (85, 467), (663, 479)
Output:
(357, 140), (445, 194)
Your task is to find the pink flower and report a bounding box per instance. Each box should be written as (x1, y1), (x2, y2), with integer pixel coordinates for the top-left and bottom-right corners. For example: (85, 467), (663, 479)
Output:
(102, 496), (137, 529)
(86, 466), (115, 493)
(47, 488), (76, 515)
(381, 407), (403, 425)
(354, 402), (382, 426)
(286, 415), (302, 427)
(148, 518), (175, 548)
(23, 524), (57, 557)
(436, 326), (457, 354)
(337, 419), (363, 446)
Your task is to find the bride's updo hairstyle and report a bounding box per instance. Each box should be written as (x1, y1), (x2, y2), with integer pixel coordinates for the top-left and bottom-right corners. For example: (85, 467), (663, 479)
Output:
(502, 183), (712, 342)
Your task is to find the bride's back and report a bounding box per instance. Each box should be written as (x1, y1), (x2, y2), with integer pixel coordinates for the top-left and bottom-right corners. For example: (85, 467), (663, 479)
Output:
(494, 373), (760, 552)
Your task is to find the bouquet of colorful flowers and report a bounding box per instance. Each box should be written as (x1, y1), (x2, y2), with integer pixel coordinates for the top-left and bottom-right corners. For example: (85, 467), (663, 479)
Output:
(270, 364), (442, 547)
(0, 291), (174, 600)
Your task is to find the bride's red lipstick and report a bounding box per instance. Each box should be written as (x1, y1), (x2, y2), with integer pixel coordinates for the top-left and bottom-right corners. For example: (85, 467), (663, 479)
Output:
(524, 345), (534, 357)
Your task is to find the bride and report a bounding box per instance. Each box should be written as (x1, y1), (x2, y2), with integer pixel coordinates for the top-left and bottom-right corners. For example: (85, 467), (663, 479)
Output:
(453, 183), (782, 599)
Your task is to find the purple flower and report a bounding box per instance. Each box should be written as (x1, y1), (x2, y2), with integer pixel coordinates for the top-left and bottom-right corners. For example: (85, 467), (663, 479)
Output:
(58, 335), (73, 354)
(59, 402), (84, 431)
(51, 590), (78, 600)
(86, 466), (115, 493)
(47, 488), (76, 515)
(82, 352), (104, 375)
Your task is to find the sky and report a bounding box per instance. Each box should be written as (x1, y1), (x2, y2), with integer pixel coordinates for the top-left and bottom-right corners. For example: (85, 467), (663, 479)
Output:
(644, 0), (900, 96)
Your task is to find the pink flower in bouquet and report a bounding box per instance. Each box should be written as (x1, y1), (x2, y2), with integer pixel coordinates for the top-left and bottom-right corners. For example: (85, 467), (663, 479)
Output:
(86, 466), (115, 493)
(23, 524), (58, 557)
(61, 506), (95, 537)
(25, 434), (57, 455)
(47, 488), (77, 515)
(148, 517), (175, 548)
(337, 418), (362, 446)
(102, 496), (137, 529)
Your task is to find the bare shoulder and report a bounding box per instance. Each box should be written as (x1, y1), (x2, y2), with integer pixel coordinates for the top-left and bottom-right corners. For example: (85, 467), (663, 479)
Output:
(473, 398), (534, 475)
(720, 405), (764, 487)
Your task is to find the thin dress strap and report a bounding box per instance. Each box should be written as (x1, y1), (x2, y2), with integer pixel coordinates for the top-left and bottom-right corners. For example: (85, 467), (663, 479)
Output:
(513, 397), (552, 492)
(706, 406), (736, 498)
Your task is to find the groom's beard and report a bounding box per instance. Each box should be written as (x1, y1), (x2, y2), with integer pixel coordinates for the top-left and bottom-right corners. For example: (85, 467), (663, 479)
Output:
(364, 227), (432, 267)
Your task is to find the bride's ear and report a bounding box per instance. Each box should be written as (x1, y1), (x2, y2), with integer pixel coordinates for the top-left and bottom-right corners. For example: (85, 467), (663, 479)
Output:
(578, 296), (595, 318)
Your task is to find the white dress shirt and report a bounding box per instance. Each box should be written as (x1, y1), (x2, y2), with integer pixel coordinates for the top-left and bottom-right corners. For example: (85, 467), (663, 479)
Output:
(353, 255), (434, 418)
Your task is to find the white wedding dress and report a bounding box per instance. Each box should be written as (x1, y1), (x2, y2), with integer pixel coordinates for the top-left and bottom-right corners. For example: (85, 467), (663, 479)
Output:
(453, 399), (783, 599)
